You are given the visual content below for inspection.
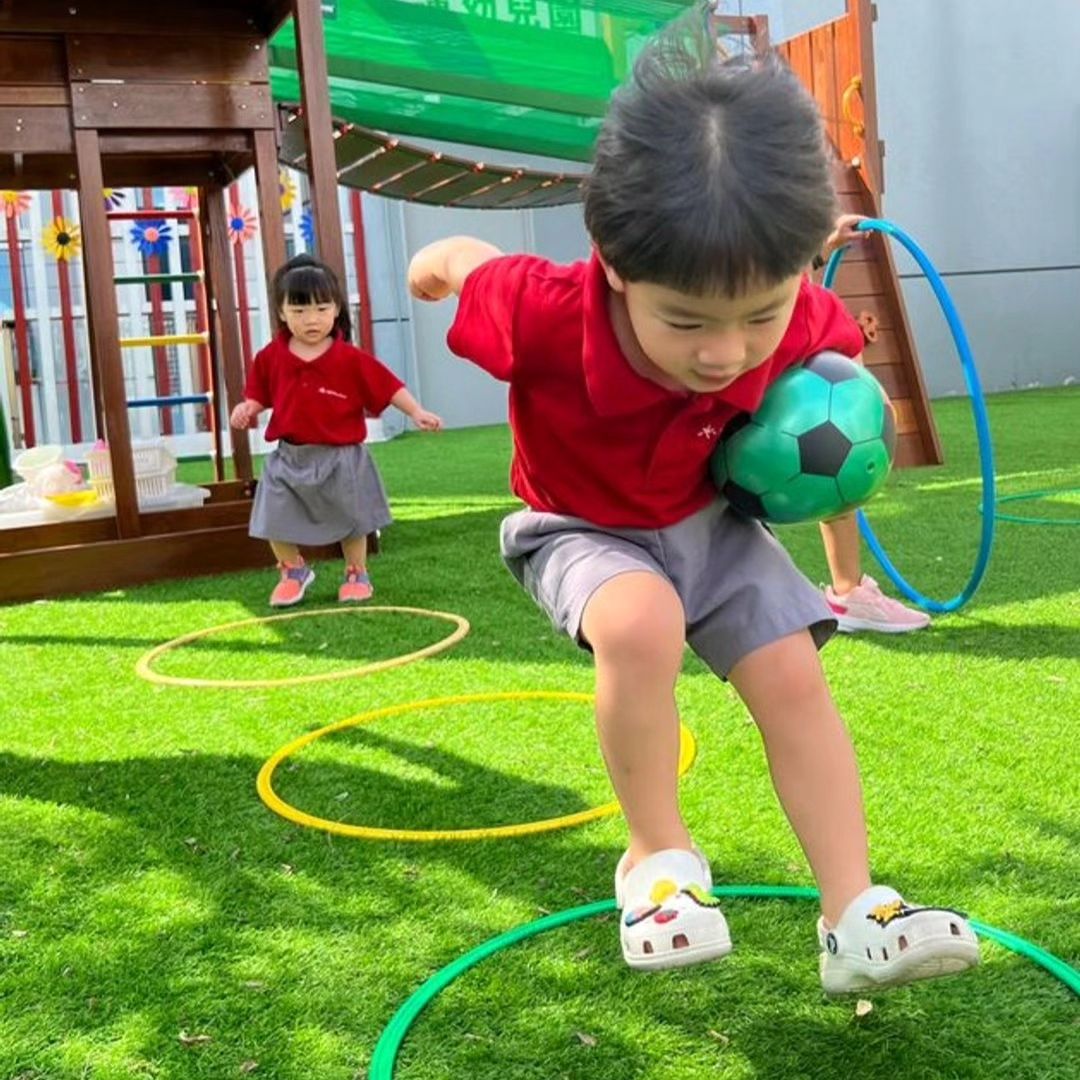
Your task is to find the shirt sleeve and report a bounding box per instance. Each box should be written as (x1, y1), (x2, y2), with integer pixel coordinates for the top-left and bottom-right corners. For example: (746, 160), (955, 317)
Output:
(244, 345), (273, 405)
(355, 349), (406, 415)
(801, 281), (865, 359)
(446, 254), (542, 381)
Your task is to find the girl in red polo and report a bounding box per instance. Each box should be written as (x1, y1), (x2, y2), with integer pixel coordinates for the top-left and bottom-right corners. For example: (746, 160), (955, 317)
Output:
(231, 255), (441, 607)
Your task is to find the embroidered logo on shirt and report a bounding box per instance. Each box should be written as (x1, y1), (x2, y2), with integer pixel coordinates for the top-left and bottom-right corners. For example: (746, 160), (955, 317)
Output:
(317, 386), (348, 401)
(697, 424), (718, 440)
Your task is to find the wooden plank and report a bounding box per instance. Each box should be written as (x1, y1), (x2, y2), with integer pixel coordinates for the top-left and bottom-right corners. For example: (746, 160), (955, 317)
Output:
(860, 361), (907, 400)
(852, 0), (884, 194)
(810, 23), (841, 148)
(861, 327), (911, 367)
(894, 434), (927, 469)
(0, 519), (378, 602)
(99, 154), (245, 190)
(252, 127), (287, 309)
(74, 128), (140, 538)
(0, 524), (272, 603)
(0, 105), (72, 153)
(292, 0), (346, 286)
(99, 133), (250, 156)
(843, 294), (894, 331)
(138, 501), (252, 535)
(0, 35), (66, 82)
(828, 259), (886, 298)
(203, 188), (254, 481)
(72, 83), (273, 130)
(0, 517), (117, 554)
(890, 397), (919, 436)
(785, 33), (813, 90)
(832, 10), (862, 168)
(0, 1), (279, 36)
(0, 85), (67, 106)
(67, 33), (268, 83)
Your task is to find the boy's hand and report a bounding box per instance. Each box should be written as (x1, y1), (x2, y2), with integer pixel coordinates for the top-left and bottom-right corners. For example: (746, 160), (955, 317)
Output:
(408, 249), (453, 302)
(823, 214), (868, 257)
(230, 400), (261, 430)
(411, 408), (444, 432)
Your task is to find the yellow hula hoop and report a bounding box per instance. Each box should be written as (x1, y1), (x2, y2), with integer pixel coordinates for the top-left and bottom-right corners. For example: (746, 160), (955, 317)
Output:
(256, 691), (699, 841)
(134, 606), (470, 689)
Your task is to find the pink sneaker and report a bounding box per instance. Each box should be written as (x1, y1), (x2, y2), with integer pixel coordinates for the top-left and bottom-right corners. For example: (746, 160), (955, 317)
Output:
(270, 561), (315, 607)
(338, 565), (373, 603)
(825, 575), (930, 634)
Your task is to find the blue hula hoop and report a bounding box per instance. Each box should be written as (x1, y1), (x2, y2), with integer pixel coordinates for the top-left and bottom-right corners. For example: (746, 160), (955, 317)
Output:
(823, 219), (996, 614)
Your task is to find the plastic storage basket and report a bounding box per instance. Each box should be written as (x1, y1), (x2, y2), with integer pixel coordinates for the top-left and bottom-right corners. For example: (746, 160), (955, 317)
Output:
(85, 441), (177, 501)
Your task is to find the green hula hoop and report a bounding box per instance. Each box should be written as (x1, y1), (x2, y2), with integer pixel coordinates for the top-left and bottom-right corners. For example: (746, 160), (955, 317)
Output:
(370, 885), (1079, 1079)
(991, 487), (1080, 526)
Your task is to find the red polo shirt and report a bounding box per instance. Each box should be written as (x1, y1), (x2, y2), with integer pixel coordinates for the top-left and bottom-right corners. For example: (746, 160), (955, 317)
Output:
(448, 253), (863, 528)
(245, 331), (404, 445)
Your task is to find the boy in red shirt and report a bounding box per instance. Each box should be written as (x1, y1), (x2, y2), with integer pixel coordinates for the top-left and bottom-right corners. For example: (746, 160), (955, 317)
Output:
(408, 14), (978, 993)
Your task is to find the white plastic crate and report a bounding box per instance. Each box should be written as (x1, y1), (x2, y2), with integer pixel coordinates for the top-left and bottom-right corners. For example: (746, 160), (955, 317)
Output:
(85, 440), (177, 501)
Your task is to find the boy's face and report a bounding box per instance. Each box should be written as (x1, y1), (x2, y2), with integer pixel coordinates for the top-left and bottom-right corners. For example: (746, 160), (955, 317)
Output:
(601, 262), (803, 394)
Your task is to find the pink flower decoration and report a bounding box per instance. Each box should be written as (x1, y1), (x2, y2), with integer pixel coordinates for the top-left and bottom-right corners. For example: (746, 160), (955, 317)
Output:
(228, 207), (258, 245)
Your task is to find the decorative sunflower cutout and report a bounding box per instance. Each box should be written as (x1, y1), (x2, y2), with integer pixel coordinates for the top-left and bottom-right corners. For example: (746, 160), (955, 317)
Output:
(279, 170), (297, 213)
(130, 220), (172, 258)
(169, 187), (199, 211)
(299, 209), (315, 249)
(103, 189), (125, 210)
(228, 207), (258, 245)
(43, 218), (82, 261)
(1, 190), (31, 219)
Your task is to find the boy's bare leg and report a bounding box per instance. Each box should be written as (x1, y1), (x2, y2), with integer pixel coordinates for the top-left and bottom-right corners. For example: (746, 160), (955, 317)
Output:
(580, 571), (692, 868)
(729, 630), (871, 926)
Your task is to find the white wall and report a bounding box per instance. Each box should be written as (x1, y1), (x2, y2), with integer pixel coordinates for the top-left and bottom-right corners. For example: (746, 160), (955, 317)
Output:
(872, 0), (1080, 394)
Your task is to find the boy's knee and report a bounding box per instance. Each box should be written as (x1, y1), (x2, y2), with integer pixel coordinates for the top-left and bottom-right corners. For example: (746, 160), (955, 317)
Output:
(582, 572), (684, 670)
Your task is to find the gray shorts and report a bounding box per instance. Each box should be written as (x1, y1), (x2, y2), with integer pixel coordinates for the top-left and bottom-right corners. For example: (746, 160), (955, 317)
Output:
(500, 501), (836, 679)
(250, 442), (392, 546)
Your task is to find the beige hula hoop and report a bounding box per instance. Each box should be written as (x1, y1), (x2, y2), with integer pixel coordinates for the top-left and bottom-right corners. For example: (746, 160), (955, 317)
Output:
(135, 606), (470, 689)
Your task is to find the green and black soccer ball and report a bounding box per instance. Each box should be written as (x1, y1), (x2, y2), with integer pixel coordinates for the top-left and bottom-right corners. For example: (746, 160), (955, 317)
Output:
(710, 352), (896, 524)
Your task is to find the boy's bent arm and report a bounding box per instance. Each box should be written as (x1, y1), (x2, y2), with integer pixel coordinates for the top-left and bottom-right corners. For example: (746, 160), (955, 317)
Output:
(408, 236), (503, 301)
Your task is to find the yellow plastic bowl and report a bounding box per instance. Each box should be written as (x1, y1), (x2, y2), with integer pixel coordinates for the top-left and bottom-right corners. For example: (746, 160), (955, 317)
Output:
(45, 490), (100, 509)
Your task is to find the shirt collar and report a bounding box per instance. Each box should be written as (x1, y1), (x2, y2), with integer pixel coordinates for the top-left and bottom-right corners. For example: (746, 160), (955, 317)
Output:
(581, 253), (682, 417)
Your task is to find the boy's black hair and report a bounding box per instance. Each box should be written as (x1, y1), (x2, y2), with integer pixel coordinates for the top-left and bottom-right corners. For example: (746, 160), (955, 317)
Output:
(584, 4), (836, 296)
(271, 253), (352, 341)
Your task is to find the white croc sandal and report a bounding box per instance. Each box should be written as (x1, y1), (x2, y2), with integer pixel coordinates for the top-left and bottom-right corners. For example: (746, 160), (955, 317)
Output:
(615, 848), (732, 971)
(819, 885), (980, 994)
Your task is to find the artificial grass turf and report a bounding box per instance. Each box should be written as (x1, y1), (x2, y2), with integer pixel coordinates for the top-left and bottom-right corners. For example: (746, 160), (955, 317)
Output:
(1, 388), (1077, 1079)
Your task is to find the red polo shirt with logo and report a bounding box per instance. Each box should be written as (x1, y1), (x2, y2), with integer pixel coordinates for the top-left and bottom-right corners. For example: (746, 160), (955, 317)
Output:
(448, 253), (863, 528)
(245, 331), (404, 445)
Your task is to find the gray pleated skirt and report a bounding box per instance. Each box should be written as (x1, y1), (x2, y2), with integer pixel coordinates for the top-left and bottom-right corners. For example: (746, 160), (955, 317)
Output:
(249, 442), (392, 546)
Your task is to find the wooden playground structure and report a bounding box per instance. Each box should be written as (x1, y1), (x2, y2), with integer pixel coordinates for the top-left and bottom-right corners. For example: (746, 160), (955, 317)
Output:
(0, 0), (941, 603)
(0, 0), (351, 602)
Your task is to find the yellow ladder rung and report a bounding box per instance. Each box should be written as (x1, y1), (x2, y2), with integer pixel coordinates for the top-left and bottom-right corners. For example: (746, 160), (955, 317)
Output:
(119, 332), (209, 349)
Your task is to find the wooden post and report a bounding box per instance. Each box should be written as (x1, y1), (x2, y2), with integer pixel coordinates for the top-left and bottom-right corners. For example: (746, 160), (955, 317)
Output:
(49, 191), (83, 443)
(203, 188), (254, 482)
(853, 0), (884, 195)
(292, 0), (346, 287)
(4, 212), (35, 447)
(253, 128), (287, 305)
(74, 128), (140, 537)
